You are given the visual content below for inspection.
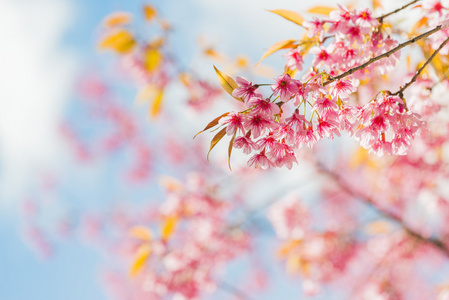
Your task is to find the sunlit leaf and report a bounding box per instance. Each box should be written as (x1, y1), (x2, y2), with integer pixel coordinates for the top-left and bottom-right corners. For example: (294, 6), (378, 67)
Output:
(235, 55), (249, 68)
(278, 240), (302, 257)
(286, 253), (301, 274)
(129, 226), (153, 241)
(150, 88), (164, 118)
(307, 6), (337, 15)
(228, 131), (237, 171)
(204, 48), (226, 61)
(161, 216), (178, 241)
(99, 29), (135, 54)
(145, 49), (163, 72)
(372, 0), (383, 10)
(409, 17), (428, 37)
(159, 175), (183, 191)
(365, 220), (392, 234)
(143, 4), (157, 21)
(213, 66), (243, 102)
(207, 127), (227, 161)
(269, 9), (305, 26)
(194, 112), (230, 139)
(103, 12), (132, 27)
(255, 39), (297, 66)
(130, 244), (151, 277)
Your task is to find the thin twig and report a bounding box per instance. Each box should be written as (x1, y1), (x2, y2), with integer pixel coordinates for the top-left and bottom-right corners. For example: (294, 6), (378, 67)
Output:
(323, 24), (443, 86)
(392, 36), (449, 96)
(377, 0), (420, 23)
(315, 161), (449, 258)
(219, 280), (254, 300)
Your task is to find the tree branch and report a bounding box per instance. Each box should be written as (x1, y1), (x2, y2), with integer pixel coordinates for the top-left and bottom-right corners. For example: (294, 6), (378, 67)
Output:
(377, 0), (420, 23)
(315, 160), (449, 258)
(323, 24), (443, 86)
(392, 36), (449, 96)
(219, 280), (254, 300)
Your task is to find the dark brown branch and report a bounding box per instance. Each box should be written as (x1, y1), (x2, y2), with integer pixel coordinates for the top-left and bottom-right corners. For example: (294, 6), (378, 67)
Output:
(392, 36), (449, 96)
(377, 0), (420, 23)
(315, 161), (449, 258)
(323, 24), (443, 86)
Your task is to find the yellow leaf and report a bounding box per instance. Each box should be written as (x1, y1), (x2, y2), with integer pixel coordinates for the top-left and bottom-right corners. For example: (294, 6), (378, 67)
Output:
(149, 88), (164, 118)
(235, 56), (249, 68)
(145, 49), (163, 72)
(143, 4), (157, 21)
(129, 226), (153, 241)
(286, 254), (301, 274)
(99, 29), (135, 54)
(269, 9), (305, 26)
(207, 127), (227, 161)
(255, 39), (297, 66)
(159, 175), (183, 192)
(103, 12), (132, 27)
(213, 65), (243, 102)
(372, 0), (383, 10)
(130, 244), (151, 277)
(365, 220), (392, 235)
(409, 17), (428, 37)
(228, 131), (237, 171)
(194, 112), (229, 139)
(136, 84), (157, 104)
(307, 6), (337, 15)
(204, 47), (226, 61)
(277, 239), (302, 257)
(161, 216), (178, 241)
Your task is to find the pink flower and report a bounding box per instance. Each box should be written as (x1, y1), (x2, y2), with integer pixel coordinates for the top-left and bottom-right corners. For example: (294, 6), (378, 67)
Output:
(354, 9), (379, 28)
(422, 0), (445, 16)
(313, 97), (339, 118)
(248, 96), (281, 116)
(271, 74), (299, 102)
(219, 112), (245, 135)
(330, 80), (357, 101)
(303, 17), (325, 40)
(269, 143), (298, 169)
(247, 150), (274, 169)
(317, 119), (341, 139)
(284, 48), (304, 71)
(297, 126), (320, 148)
(342, 25), (368, 44)
(243, 113), (277, 138)
(328, 6), (352, 33)
(232, 76), (261, 101)
(233, 135), (258, 154)
(257, 135), (279, 150)
(310, 47), (334, 68)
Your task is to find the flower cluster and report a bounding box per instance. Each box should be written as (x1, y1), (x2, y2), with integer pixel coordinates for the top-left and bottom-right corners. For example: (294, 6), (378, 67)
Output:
(204, 5), (430, 169)
(122, 173), (250, 300)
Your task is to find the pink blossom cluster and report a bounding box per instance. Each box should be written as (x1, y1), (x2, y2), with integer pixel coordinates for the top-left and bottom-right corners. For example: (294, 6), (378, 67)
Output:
(217, 73), (425, 169)
(303, 6), (399, 78)
(267, 193), (357, 295)
(121, 173), (250, 300)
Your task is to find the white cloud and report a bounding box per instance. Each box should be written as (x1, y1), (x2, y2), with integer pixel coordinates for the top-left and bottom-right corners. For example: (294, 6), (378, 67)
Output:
(0, 0), (78, 207)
